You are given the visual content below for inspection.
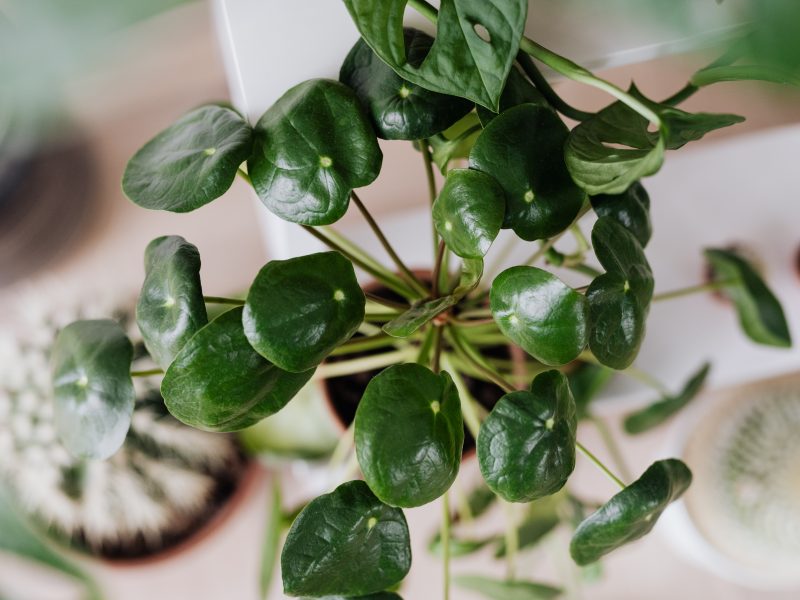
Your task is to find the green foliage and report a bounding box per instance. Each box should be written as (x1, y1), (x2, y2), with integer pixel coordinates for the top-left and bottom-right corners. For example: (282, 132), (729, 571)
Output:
(356, 364), (463, 507)
(454, 575), (562, 600)
(475, 65), (548, 126)
(281, 480), (411, 597)
(51, 320), (135, 460)
(590, 181), (652, 247)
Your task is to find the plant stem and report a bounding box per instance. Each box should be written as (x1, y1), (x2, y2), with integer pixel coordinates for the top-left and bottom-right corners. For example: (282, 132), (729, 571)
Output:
(449, 317), (496, 328)
(576, 441), (626, 490)
(329, 333), (400, 357)
(130, 368), (164, 377)
(350, 192), (429, 297)
(441, 354), (485, 439)
(441, 491), (451, 600)
(365, 292), (408, 311)
(524, 234), (564, 266)
(652, 280), (733, 302)
(314, 348), (414, 380)
(448, 327), (516, 393)
(432, 325), (444, 373)
(579, 351), (671, 396)
(237, 167), (251, 185)
(590, 415), (632, 483)
(420, 139), (440, 259)
(663, 44), (743, 105)
(502, 501), (519, 580)
(457, 307), (492, 319)
(692, 64), (800, 88)
(516, 52), (594, 121)
(562, 263), (602, 278)
(204, 295), (245, 306)
(432, 240), (446, 298)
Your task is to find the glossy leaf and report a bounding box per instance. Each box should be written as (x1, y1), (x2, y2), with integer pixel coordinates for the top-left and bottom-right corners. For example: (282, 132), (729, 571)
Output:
(478, 371), (577, 502)
(342, 0), (528, 110)
(340, 28), (472, 140)
(491, 266), (588, 366)
(570, 459), (692, 565)
(476, 65), (547, 126)
(356, 364), (464, 507)
(244, 252), (365, 372)
(248, 79), (382, 225)
(470, 103), (585, 241)
(624, 362), (710, 434)
(705, 248), (791, 347)
(455, 575), (562, 600)
(136, 235), (208, 369)
(587, 218), (654, 369)
(281, 480), (411, 597)
(123, 104), (252, 212)
(161, 307), (314, 432)
(433, 168), (505, 259)
(590, 181), (652, 247)
(51, 320), (135, 460)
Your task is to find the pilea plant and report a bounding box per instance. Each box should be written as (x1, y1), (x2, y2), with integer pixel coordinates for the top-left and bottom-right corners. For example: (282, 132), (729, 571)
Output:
(50, 1), (793, 597)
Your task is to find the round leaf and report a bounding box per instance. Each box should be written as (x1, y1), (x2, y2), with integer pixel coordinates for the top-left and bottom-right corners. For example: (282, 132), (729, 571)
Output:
(281, 480), (411, 597)
(570, 459), (692, 565)
(51, 320), (135, 460)
(470, 103), (585, 241)
(478, 371), (577, 503)
(136, 235), (208, 369)
(491, 266), (588, 366)
(243, 251), (365, 372)
(161, 307), (314, 432)
(356, 364), (464, 508)
(248, 79), (382, 226)
(590, 181), (652, 247)
(705, 248), (791, 347)
(340, 28), (473, 140)
(122, 104), (253, 212)
(433, 169), (505, 259)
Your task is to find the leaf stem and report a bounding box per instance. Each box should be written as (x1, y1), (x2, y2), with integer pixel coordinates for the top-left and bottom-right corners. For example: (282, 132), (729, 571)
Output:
(237, 167), (251, 185)
(329, 333), (400, 357)
(652, 280), (733, 302)
(441, 491), (451, 600)
(350, 191), (430, 297)
(365, 292), (408, 311)
(441, 354), (485, 439)
(314, 348), (415, 379)
(580, 352), (670, 396)
(431, 240), (447, 298)
(516, 52), (594, 121)
(204, 295), (245, 306)
(575, 441), (626, 490)
(130, 368), (164, 377)
(502, 501), (519, 580)
(448, 327), (516, 394)
(432, 325), (444, 373)
(420, 139), (440, 260)
(590, 415), (632, 483)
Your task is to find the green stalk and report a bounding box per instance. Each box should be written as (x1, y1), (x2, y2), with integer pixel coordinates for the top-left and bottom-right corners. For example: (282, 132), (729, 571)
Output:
(237, 167), (252, 185)
(420, 139), (440, 260)
(448, 327), (516, 394)
(365, 293), (408, 311)
(441, 354), (485, 439)
(441, 492), (452, 600)
(652, 280), (733, 302)
(431, 240), (446, 298)
(579, 351), (670, 397)
(204, 295), (245, 306)
(516, 52), (594, 121)
(322, 226), (407, 289)
(130, 368), (164, 377)
(502, 501), (519, 580)
(313, 348), (414, 380)
(329, 333), (401, 357)
(576, 441), (626, 490)
(590, 415), (632, 483)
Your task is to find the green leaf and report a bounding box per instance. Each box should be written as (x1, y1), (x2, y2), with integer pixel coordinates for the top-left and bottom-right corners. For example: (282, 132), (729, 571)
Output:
(428, 112), (483, 174)
(475, 65), (547, 126)
(302, 594), (403, 600)
(478, 371), (577, 503)
(136, 235), (208, 369)
(122, 104), (252, 212)
(342, 0), (528, 110)
(433, 168), (505, 259)
(470, 103), (585, 241)
(495, 495), (561, 557)
(590, 181), (652, 247)
(248, 79), (382, 226)
(465, 483), (497, 519)
(570, 459), (692, 565)
(51, 320), (134, 460)
(281, 480), (411, 597)
(705, 248), (792, 347)
(260, 479), (283, 598)
(624, 362), (711, 434)
(587, 217), (654, 369)
(455, 575), (562, 600)
(565, 86), (743, 195)
(382, 258), (482, 338)
(356, 364), (463, 507)
(244, 251), (365, 372)
(491, 266), (588, 366)
(567, 362), (614, 419)
(340, 28), (473, 140)
(428, 532), (493, 558)
(161, 307), (314, 432)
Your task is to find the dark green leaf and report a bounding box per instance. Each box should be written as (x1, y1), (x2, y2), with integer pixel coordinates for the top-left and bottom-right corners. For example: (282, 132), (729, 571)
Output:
(570, 459), (692, 565)
(491, 266), (588, 366)
(465, 483), (497, 519)
(470, 103), (585, 241)
(590, 181), (652, 247)
(161, 307), (313, 432)
(455, 575), (562, 600)
(136, 235), (208, 369)
(478, 371), (577, 502)
(476, 65), (547, 126)
(244, 251), (365, 372)
(428, 532), (493, 558)
(356, 364), (463, 507)
(342, 0), (528, 110)
(624, 362), (711, 434)
(122, 104), (252, 212)
(568, 362), (614, 419)
(51, 320), (134, 460)
(248, 79), (382, 225)
(705, 248), (791, 347)
(433, 169), (505, 259)
(260, 479), (283, 598)
(281, 480), (411, 597)
(587, 218), (654, 369)
(428, 112), (483, 174)
(340, 28), (473, 140)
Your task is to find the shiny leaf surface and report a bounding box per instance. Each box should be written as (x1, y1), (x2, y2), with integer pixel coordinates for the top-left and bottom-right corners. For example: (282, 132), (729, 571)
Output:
(136, 235), (208, 369)
(51, 320), (134, 460)
(478, 371), (577, 502)
(470, 103), (585, 241)
(161, 307), (313, 432)
(590, 181), (652, 247)
(282, 480), (411, 597)
(248, 79), (382, 225)
(123, 104), (252, 212)
(475, 65), (547, 126)
(244, 251), (365, 372)
(356, 364), (463, 507)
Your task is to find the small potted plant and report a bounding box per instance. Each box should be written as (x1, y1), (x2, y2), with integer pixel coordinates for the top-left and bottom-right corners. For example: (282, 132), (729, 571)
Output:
(47, 0), (793, 597)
